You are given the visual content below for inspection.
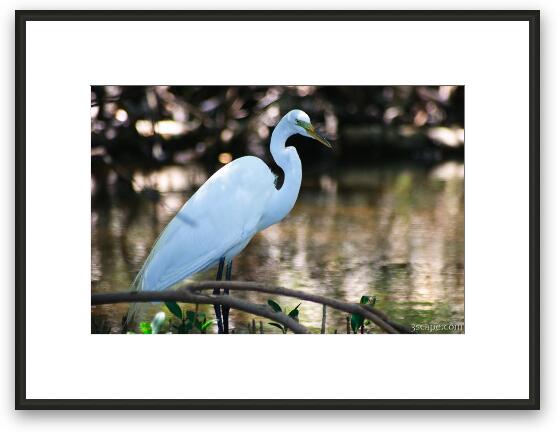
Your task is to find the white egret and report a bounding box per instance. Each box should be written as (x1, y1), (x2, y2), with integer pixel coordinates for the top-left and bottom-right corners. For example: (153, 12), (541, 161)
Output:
(129, 109), (331, 333)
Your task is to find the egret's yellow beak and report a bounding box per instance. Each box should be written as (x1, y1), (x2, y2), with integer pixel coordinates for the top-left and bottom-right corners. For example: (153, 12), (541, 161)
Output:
(305, 124), (333, 149)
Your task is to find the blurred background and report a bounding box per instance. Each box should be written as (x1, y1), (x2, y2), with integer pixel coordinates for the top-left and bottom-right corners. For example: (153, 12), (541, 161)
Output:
(91, 85), (464, 334)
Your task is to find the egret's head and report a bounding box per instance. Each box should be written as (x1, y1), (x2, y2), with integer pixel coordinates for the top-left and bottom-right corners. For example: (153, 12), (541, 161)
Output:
(287, 109), (332, 148)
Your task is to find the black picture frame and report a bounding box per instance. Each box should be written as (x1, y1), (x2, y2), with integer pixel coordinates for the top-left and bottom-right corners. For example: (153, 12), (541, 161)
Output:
(15, 9), (540, 410)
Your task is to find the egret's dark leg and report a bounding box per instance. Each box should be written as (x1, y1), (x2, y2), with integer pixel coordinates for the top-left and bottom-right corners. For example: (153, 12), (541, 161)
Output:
(213, 257), (225, 334)
(222, 260), (233, 334)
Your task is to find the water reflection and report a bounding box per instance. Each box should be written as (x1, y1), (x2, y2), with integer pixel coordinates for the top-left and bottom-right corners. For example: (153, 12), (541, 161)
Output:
(91, 161), (464, 334)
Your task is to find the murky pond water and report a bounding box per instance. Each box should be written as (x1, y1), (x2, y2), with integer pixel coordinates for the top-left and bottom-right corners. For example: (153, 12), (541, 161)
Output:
(91, 161), (464, 334)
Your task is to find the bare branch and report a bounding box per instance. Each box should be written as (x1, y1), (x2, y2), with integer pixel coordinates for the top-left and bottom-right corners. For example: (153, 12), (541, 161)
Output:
(92, 288), (308, 334)
(180, 281), (400, 334)
(92, 280), (406, 334)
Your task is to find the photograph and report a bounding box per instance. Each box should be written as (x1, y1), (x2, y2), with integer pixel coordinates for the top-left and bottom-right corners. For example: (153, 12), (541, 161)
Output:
(91, 85), (465, 335)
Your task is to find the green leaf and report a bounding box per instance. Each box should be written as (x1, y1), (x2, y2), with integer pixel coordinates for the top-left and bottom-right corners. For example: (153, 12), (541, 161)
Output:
(267, 322), (285, 332)
(185, 310), (197, 322)
(360, 295), (370, 305)
(176, 320), (194, 334)
(350, 314), (363, 333)
(267, 299), (282, 313)
(139, 322), (152, 334)
(165, 301), (183, 320)
(288, 308), (299, 320)
(201, 320), (214, 331)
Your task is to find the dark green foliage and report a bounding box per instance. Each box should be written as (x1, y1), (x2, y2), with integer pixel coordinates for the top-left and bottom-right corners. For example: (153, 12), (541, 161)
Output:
(350, 295), (377, 334)
(267, 299), (282, 313)
(267, 322), (287, 334)
(133, 304), (215, 334)
(288, 303), (301, 320)
(350, 314), (364, 334)
(165, 301), (183, 320)
(359, 295), (377, 307)
(171, 308), (214, 334)
(267, 299), (302, 334)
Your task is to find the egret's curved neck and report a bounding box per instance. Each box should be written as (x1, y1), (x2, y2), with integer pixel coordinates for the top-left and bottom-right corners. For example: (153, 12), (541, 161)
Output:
(270, 119), (296, 169)
(260, 118), (302, 229)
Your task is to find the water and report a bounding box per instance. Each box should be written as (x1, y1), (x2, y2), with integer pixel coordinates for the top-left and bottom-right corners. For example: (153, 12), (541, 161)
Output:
(91, 161), (464, 334)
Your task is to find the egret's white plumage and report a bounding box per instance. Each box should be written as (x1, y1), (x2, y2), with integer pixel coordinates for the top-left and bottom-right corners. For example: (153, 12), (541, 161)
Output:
(131, 109), (331, 294)
(137, 156), (274, 291)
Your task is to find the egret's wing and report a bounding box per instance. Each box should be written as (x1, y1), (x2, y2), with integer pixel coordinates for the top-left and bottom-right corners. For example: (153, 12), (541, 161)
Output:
(134, 156), (275, 292)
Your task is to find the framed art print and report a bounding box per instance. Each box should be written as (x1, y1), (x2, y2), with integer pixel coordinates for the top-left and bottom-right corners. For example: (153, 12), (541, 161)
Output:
(15, 10), (540, 409)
